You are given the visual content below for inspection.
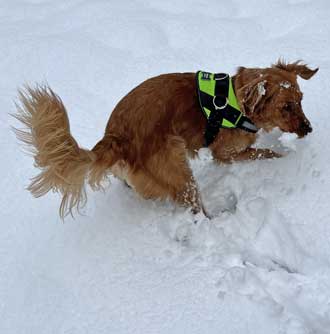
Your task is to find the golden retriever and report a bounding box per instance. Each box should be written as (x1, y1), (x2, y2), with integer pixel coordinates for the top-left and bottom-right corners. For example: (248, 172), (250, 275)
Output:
(13, 60), (318, 218)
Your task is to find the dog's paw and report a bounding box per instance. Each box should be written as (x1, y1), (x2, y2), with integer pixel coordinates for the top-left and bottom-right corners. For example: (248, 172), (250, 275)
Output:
(173, 210), (210, 244)
(263, 149), (282, 159)
(192, 210), (210, 224)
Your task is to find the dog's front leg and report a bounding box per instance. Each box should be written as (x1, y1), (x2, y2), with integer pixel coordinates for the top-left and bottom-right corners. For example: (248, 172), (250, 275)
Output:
(212, 146), (281, 163)
(231, 148), (282, 161)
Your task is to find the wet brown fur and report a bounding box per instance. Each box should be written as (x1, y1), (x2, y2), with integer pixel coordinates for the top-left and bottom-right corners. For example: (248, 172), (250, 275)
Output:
(13, 60), (318, 218)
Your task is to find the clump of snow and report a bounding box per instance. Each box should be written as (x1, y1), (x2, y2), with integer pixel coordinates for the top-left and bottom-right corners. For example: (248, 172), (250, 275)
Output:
(279, 132), (298, 151)
(280, 81), (292, 89)
(258, 80), (267, 96)
(198, 147), (213, 161)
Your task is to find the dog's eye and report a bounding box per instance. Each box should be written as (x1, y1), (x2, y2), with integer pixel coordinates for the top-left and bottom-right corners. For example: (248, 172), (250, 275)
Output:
(283, 104), (291, 112)
(283, 103), (294, 112)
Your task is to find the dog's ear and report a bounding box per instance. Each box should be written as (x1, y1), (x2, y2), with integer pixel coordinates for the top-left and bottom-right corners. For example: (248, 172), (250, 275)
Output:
(273, 60), (318, 80)
(236, 77), (268, 116)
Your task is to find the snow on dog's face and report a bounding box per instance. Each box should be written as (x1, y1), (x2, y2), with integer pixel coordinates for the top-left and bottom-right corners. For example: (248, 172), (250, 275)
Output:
(235, 61), (318, 138)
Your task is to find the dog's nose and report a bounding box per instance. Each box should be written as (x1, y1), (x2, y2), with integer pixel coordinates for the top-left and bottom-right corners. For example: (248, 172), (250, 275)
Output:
(299, 120), (312, 136)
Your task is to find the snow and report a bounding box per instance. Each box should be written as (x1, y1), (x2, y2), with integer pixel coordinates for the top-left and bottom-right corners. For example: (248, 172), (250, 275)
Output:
(258, 80), (267, 96)
(1, 1), (330, 333)
(279, 132), (299, 152)
(281, 81), (292, 89)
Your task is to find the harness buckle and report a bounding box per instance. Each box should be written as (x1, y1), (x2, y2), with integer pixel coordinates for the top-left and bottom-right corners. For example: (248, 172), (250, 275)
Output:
(213, 96), (228, 110)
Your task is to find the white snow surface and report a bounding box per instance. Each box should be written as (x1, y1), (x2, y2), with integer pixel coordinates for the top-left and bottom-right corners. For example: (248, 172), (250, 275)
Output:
(2, 1), (330, 333)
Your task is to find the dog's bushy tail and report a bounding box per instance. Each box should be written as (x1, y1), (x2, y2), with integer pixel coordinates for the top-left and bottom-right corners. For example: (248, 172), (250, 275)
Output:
(13, 85), (112, 218)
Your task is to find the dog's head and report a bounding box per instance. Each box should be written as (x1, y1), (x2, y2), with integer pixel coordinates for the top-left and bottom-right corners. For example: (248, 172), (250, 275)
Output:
(235, 60), (318, 137)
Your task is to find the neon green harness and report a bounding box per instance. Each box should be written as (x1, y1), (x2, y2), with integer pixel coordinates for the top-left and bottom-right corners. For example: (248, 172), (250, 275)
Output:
(196, 71), (258, 146)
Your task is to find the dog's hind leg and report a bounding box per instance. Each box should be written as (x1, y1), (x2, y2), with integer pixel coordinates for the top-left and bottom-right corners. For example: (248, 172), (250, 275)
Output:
(129, 136), (206, 215)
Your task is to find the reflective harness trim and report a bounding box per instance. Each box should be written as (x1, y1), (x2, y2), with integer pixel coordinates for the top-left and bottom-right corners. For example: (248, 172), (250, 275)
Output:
(196, 71), (258, 146)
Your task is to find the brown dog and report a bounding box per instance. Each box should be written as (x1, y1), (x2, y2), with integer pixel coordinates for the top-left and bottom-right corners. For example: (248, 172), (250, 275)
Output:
(13, 60), (318, 218)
